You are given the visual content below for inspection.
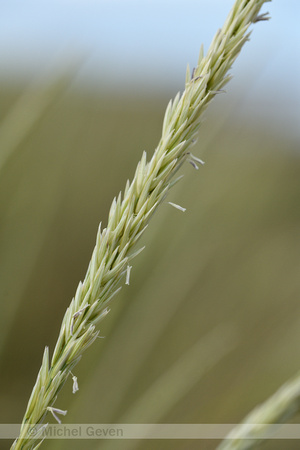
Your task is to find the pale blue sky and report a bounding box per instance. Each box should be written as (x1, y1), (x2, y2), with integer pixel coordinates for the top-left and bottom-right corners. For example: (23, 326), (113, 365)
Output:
(0, 0), (299, 137)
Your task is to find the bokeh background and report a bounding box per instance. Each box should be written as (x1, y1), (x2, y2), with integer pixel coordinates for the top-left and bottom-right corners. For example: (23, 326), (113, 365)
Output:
(0, 1), (300, 449)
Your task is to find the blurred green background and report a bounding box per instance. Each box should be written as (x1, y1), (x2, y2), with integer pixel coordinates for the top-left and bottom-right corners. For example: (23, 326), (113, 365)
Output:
(0, 63), (300, 450)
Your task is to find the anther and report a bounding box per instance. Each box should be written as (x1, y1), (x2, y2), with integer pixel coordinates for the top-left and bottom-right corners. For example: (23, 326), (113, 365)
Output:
(47, 407), (67, 424)
(168, 202), (186, 212)
(70, 304), (90, 335)
(125, 265), (132, 285)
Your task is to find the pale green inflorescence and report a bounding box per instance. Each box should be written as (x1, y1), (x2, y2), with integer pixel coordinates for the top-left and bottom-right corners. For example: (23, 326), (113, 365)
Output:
(12, 1), (270, 448)
(217, 371), (300, 450)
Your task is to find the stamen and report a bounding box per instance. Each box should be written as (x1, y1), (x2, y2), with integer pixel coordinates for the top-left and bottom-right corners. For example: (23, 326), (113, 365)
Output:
(70, 304), (90, 335)
(189, 160), (199, 170)
(125, 265), (132, 285)
(70, 372), (79, 394)
(47, 407), (67, 424)
(188, 152), (205, 165)
(168, 202), (186, 212)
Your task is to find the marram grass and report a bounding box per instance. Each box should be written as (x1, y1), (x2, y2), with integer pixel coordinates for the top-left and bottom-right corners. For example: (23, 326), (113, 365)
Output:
(12, 0), (270, 448)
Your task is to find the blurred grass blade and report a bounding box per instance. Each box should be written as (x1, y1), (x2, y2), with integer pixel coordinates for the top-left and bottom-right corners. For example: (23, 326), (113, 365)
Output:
(99, 324), (237, 450)
(0, 59), (80, 174)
